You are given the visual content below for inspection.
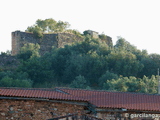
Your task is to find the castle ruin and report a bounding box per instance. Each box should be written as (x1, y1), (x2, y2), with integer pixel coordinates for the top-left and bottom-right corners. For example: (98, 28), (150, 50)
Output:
(12, 31), (83, 55)
(11, 30), (113, 56)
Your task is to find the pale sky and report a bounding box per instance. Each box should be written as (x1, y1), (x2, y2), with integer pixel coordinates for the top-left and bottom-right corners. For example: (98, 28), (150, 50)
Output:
(0, 0), (160, 54)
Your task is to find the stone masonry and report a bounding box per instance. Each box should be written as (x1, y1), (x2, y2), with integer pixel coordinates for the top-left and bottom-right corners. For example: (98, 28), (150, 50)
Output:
(11, 30), (113, 56)
(12, 31), (83, 56)
(0, 99), (85, 120)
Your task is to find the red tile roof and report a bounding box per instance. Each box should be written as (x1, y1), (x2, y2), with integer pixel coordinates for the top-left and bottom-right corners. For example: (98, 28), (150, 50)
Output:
(0, 88), (87, 101)
(57, 88), (160, 112)
(0, 87), (160, 112)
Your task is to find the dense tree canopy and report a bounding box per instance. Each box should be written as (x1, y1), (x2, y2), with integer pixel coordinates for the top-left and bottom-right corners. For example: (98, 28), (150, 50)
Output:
(0, 19), (160, 94)
(26, 18), (70, 38)
(26, 18), (70, 33)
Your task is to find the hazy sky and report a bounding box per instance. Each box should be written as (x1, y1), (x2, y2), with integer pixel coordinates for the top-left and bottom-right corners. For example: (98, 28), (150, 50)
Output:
(0, 0), (160, 54)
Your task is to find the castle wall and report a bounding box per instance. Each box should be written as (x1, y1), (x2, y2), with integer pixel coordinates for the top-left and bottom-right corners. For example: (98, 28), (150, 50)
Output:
(57, 33), (83, 47)
(92, 32), (99, 39)
(12, 31), (21, 56)
(39, 33), (58, 55)
(11, 30), (113, 56)
(11, 31), (83, 56)
(12, 31), (40, 55)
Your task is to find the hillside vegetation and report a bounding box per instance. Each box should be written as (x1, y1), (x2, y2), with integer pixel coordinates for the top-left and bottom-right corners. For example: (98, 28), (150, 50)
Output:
(0, 19), (160, 94)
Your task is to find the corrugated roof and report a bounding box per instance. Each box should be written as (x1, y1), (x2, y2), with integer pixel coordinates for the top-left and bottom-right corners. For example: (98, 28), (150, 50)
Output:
(1, 87), (160, 112)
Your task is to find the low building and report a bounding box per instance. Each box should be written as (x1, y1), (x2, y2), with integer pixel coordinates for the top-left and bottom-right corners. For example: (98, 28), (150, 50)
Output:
(0, 87), (160, 120)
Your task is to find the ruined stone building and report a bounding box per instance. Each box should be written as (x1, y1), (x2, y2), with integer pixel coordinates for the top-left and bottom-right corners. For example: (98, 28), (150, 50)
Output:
(11, 30), (113, 56)
(84, 30), (99, 38)
(11, 31), (83, 56)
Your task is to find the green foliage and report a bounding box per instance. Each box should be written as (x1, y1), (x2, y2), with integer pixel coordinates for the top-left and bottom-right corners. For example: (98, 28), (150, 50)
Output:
(0, 76), (32, 88)
(18, 56), (55, 86)
(33, 26), (43, 39)
(51, 38), (109, 88)
(2, 21), (160, 93)
(0, 71), (12, 80)
(0, 50), (11, 56)
(65, 29), (83, 38)
(140, 54), (160, 77)
(36, 19), (52, 32)
(70, 75), (88, 89)
(103, 75), (158, 94)
(26, 18), (70, 34)
(55, 20), (70, 32)
(99, 33), (107, 40)
(17, 43), (40, 60)
(26, 25), (43, 39)
(115, 37), (137, 52)
(0, 69), (32, 88)
(98, 71), (118, 87)
(26, 18), (70, 39)
(107, 51), (143, 77)
(12, 35), (160, 92)
(139, 75), (158, 93)
(83, 30), (90, 36)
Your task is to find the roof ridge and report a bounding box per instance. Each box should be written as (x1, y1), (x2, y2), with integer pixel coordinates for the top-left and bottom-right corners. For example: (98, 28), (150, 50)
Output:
(1, 87), (159, 96)
(56, 87), (159, 96)
(55, 87), (88, 101)
(0, 87), (56, 91)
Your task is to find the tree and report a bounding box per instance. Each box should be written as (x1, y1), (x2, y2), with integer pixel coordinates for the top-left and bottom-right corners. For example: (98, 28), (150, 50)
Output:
(83, 30), (90, 36)
(65, 29), (83, 38)
(107, 51), (143, 77)
(139, 75), (157, 94)
(55, 20), (70, 32)
(140, 54), (160, 77)
(103, 75), (158, 94)
(0, 76), (32, 88)
(98, 71), (118, 87)
(18, 56), (55, 86)
(26, 18), (70, 34)
(59, 38), (109, 88)
(27, 25), (43, 39)
(114, 37), (138, 52)
(70, 75), (88, 89)
(99, 33), (107, 40)
(17, 43), (40, 60)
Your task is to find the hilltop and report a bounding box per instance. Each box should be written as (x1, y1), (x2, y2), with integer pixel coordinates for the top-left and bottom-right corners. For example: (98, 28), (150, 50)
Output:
(11, 30), (112, 56)
(0, 18), (160, 94)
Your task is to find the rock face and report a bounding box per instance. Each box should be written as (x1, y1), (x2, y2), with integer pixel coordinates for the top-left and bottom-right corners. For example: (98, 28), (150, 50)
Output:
(12, 31), (83, 56)
(0, 99), (85, 120)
